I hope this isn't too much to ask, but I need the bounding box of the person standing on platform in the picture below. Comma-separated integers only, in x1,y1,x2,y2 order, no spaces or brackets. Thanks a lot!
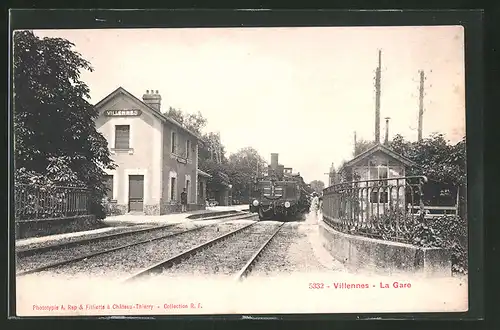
181,188,188,212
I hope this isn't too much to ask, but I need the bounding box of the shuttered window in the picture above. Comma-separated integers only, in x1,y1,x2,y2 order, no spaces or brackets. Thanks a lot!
115,125,130,149
171,132,177,154
186,140,191,159
103,175,113,199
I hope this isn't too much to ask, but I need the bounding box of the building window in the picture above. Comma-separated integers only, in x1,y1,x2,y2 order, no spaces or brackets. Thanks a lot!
170,177,176,201
103,175,113,200
370,190,388,203
171,132,177,154
115,125,130,149
379,167,388,180
186,140,190,159
186,179,190,203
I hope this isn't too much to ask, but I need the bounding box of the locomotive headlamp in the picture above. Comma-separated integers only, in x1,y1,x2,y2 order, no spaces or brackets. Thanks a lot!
252,200,259,207
284,201,291,208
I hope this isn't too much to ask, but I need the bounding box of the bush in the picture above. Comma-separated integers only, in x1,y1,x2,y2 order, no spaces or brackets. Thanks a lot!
102,198,122,216
416,215,468,274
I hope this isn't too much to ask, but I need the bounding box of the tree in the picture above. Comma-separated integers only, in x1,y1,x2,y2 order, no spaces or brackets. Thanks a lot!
200,132,226,164
389,133,466,186
226,147,268,201
165,107,207,135
13,30,115,219
309,180,325,193
354,139,376,157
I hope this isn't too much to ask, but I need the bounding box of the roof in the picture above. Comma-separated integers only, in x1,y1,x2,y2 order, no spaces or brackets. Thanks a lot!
339,143,419,172
197,169,212,178
94,87,202,140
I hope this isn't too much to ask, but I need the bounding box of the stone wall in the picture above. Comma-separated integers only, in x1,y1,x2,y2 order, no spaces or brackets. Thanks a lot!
319,221,452,277
160,201,205,214
15,215,105,239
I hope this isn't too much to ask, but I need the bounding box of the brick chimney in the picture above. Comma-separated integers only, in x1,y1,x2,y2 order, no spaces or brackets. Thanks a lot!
270,153,279,170
142,89,161,112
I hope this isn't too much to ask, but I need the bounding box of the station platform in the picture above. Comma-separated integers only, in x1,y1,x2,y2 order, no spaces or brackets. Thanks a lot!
103,205,249,226
15,205,250,248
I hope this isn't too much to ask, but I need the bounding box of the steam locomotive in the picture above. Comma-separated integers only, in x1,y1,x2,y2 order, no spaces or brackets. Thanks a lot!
249,153,312,221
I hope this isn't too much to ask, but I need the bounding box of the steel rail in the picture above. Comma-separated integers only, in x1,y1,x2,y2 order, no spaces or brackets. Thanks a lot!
16,213,257,277
17,211,248,257
234,223,285,281
123,221,260,282
16,224,176,257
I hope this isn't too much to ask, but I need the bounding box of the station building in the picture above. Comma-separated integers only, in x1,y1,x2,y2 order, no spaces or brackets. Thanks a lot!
94,86,208,215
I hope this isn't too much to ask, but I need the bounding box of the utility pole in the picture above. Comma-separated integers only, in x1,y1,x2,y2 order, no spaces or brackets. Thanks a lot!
353,131,357,155
374,49,382,144
418,70,425,141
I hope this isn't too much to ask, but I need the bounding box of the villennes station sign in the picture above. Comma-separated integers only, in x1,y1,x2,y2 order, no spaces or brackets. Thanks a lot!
104,109,142,117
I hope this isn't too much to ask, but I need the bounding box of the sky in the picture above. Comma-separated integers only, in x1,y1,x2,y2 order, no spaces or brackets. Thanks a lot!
31,26,465,184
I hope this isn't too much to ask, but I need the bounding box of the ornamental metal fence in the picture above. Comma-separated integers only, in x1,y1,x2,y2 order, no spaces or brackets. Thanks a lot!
14,184,90,221
321,176,430,241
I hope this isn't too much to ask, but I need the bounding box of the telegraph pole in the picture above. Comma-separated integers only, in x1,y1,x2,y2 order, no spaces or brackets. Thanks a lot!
418,70,425,141
354,131,357,155
374,50,382,144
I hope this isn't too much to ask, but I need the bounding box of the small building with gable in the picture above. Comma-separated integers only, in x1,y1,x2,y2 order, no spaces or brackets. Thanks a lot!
336,143,419,218
94,87,207,215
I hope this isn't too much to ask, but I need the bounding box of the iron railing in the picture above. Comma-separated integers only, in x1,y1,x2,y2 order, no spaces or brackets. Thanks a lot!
15,184,90,221
322,176,428,240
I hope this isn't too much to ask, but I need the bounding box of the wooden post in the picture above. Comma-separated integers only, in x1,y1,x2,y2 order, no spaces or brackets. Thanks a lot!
374,50,382,143
418,70,425,141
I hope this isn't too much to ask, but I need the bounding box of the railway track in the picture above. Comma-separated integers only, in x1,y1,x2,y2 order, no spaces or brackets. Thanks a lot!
16,210,250,257
124,221,285,283
16,212,257,277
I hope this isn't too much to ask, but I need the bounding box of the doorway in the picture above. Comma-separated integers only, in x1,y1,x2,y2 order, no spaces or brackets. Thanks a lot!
128,175,144,212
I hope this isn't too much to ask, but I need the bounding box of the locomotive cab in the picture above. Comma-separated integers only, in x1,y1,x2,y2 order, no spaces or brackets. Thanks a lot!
250,153,311,221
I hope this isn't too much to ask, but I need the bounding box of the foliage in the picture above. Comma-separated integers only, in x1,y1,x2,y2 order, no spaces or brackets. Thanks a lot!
328,133,468,274
309,180,325,194
13,31,115,219
389,133,466,186
102,199,122,216
354,139,376,157
199,132,227,165
326,213,468,275
226,147,268,201
198,158,231,193
165,107,207,135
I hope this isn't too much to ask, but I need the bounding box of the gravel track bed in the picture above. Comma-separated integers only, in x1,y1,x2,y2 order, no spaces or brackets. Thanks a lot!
250,224,333,276
248,228,302,275
28,222,253,279
16,224,201,273
15,225,154,252
162,223,282,277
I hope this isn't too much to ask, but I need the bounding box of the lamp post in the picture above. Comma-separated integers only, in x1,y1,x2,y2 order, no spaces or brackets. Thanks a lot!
228,184,233,206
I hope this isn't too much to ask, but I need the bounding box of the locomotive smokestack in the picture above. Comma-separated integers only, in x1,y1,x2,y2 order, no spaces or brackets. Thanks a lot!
271,153,279,170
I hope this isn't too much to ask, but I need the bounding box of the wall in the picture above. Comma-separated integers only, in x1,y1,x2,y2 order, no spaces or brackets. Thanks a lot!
95,94,162,215
15,216,103,239
198,175,208,205
319,221,452,277
160,121,199,214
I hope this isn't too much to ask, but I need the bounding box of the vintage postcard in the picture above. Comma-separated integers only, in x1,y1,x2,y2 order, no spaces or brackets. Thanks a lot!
12,25,468,317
